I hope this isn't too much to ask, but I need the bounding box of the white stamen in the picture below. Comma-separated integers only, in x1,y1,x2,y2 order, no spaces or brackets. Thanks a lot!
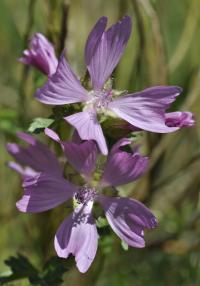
86,89,112,112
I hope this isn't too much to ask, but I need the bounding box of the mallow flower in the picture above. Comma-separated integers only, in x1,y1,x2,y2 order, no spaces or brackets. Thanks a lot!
6,130,157,273
34,16,190,155
165,112,195,128
19,33,58,76
121,111,195,132
6,132,62,178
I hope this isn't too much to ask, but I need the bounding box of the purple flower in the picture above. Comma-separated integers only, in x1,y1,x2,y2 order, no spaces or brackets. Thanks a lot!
120,111,195,132
35,16,185,155
19,33,58,76
6,132,62,178
165,112,195,128
7,130,157,273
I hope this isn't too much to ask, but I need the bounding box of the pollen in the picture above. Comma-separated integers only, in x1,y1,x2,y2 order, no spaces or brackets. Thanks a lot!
75,185,97,205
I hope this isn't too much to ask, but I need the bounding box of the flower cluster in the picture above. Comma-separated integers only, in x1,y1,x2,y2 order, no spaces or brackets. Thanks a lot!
7,15,194,273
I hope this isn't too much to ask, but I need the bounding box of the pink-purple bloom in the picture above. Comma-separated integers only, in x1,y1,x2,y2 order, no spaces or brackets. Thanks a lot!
165,112,195,128
6,132,62,178
6,131,157,273
121,111,195,132
34,16,191,155
19,33,58,76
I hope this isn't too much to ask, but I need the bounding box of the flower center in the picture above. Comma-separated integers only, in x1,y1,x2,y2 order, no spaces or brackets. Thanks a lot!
87,89,112,111
75,185,97,205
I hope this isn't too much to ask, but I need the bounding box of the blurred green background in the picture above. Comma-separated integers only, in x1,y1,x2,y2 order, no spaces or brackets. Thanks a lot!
0,0,200,285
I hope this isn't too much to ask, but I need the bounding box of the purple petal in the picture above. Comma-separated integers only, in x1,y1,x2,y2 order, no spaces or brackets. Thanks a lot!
65,109,108,155
6,132,62,177
45,128,98,178
54,202,98,273
19,33,58,75
85,17,107,67
62,141,98,178
44,128,81,145
98,195,157,248
86,16,132,90
44,128,61,143
7,161,37,178
108,137,131,153
71,130,82,144
100,138,148,187
165,111,195,128
35,52,89,105
7,161,26,175
17,131,37,145
16,173,77,213
109,86,182,133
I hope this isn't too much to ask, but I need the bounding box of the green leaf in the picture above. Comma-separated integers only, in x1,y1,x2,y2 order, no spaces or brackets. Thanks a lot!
0,255,71,286
40,256,72,286
0,254,38,285
28,117,54,133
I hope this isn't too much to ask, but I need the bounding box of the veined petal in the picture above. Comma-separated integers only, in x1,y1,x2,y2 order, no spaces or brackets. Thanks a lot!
100,138,148,187
98,195,157,248
71,130,82,144
54,201,98,273
45,128,98,178
165,111,195,128
86,16,132,90
6,132,62,177
35,52,88,105
109,86,182,133
16,173,77,213
44,128,82,145
44,128,61,143
7,161,37,178
62,141,98,178
85,17,108,65
19,33,58,76
65,110,108,155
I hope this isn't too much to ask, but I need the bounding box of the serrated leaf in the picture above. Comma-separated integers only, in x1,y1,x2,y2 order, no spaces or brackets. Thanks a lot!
40,256,72,286
0,254,38,284
0,255,71,286
28,117,54,133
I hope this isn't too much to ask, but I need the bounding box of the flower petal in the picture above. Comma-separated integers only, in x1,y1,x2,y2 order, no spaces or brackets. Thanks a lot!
35,52,88,105
65,110,108,155
98,195,157,248
44,128,61,143
109,86,182,133
72,130,82,144
165,111,195,128
44,127,82,145
19,33,58,75
85,16,107,66
100,138,148,187
44,128,98,178
7,161,37,178
62,141,98,178
86,16,132,90
54,202,98,273
16,173,77,213
6,132,62,177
